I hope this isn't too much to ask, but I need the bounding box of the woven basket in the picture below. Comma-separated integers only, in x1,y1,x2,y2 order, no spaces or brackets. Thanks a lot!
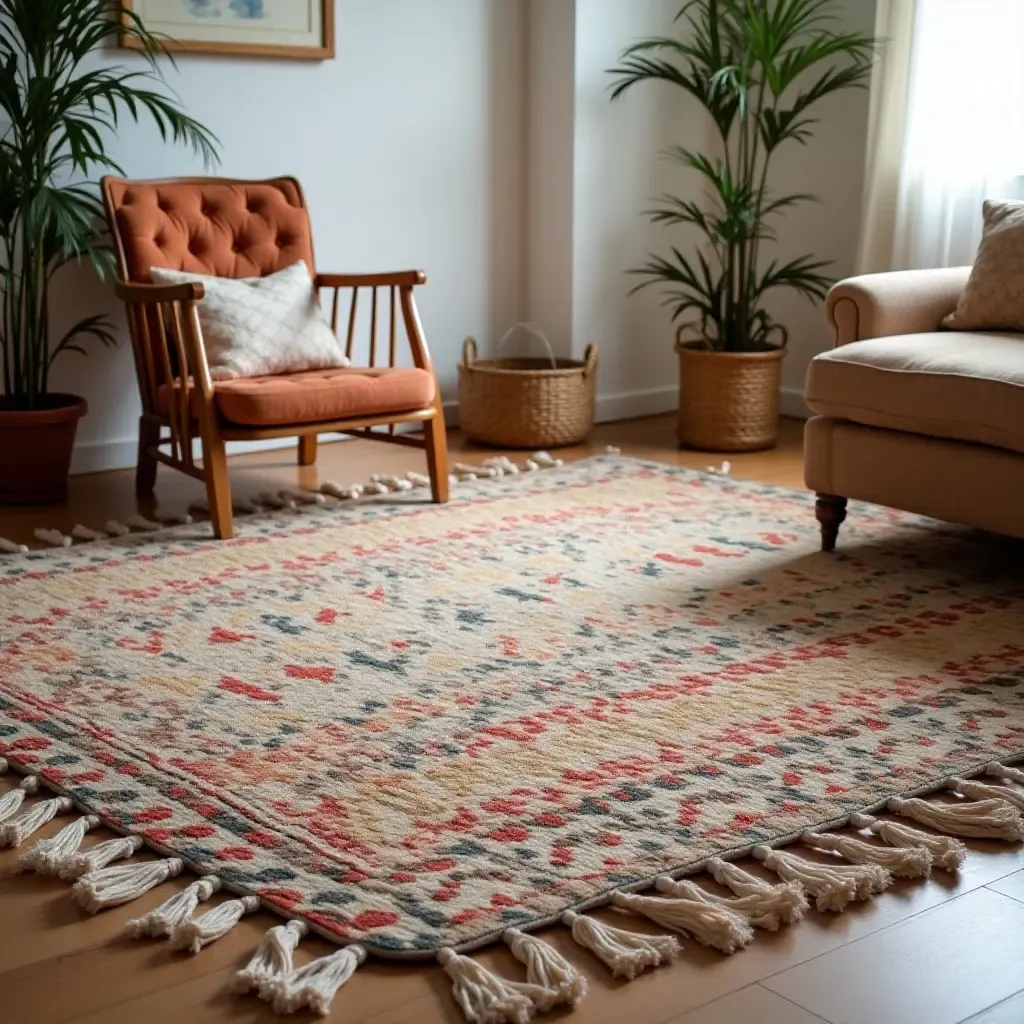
676,326,787,452
458,325,598,449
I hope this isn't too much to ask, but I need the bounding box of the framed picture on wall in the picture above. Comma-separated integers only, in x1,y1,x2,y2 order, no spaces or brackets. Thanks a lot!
121,1,334,60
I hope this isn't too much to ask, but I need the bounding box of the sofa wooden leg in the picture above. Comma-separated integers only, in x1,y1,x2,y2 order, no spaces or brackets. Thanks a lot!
135,416,160,496
298,435,318,467
424,407,450,504
816,493,848,552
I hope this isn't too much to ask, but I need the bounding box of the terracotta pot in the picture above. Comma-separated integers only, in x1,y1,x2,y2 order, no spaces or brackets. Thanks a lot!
0,394,87,505
677,329,786,452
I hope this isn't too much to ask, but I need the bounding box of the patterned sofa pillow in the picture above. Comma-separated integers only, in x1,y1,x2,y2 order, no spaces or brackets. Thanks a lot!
149,260,349,381
945,200,1024,332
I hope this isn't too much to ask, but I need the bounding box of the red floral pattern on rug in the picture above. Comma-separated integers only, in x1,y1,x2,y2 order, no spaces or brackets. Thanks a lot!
0,456,1022,954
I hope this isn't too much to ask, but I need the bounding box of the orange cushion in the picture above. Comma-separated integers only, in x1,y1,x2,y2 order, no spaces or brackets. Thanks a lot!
104,177,315,282
158,367,436,427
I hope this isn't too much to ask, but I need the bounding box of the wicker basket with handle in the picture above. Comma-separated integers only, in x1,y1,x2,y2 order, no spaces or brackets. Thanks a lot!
458,324,598,449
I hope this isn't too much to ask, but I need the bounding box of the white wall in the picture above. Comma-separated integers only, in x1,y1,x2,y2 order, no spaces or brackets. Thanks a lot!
57,0,527,473
571,0,697,420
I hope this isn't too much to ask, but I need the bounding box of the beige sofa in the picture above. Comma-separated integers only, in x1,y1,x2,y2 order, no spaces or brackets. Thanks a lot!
804,267,1024,549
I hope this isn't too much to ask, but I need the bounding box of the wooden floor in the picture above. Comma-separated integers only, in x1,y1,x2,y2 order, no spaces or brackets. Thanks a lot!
1,415,1022,1024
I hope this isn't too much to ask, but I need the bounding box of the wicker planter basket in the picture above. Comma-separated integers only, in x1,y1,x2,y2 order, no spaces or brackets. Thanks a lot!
458,325,598,449
677,327,787,452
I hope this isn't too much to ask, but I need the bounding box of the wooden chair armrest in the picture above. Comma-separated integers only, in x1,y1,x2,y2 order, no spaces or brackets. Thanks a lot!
115,280,206,304
113,279,215,415
316,271,426,289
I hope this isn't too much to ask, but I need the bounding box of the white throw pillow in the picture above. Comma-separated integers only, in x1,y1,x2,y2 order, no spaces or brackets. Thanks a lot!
149,260,349,381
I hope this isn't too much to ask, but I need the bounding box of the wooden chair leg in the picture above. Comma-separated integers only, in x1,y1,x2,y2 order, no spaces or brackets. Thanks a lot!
298,435,318,467
136,416,160,496
202,432,234,540
424,407,450,503
816,493,848,552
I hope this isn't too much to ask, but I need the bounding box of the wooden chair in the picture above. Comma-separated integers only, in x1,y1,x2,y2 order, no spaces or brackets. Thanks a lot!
102,175,449,539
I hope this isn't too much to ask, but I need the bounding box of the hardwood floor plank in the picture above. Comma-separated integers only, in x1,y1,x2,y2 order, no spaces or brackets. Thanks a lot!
962,989,1024,1024
664,984,828,1024
763,888,1024,1024
986,870,1024,906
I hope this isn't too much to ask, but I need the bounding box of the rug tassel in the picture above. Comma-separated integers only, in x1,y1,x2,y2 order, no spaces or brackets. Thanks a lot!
155,510,194,526
561,910,680,980
752,845,891,912
503,929,587,1010
0,795,73,848
124,875,221,938
127,514,164,531
72,856,183,913
949,778,1024,813
706,856,809,925
483,457,519,477
33,528,72,548
654,875,806,932
319,482,364,500
278,488,327,506
0,775,39,823
272,944,369,1016
60,834,144,879
0,757,7,774
256,492,298,511
0,538,30,554
610,891,753,954
231,919,309,997
888,796,1024,842
849,812,966,872
801,830,933,879
988,763,1024,786
405,471,432,487
437,947,546,1024
169,894,260,954
103,520,131,537
18,814,100,874
370,475,414,493
72,525,107,541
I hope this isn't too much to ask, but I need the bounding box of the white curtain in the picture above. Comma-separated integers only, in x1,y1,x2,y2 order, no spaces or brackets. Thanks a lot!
858,0,1024,272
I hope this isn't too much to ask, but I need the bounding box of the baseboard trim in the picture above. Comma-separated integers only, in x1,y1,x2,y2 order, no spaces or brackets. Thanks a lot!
780,386,809,420
595,386,680,423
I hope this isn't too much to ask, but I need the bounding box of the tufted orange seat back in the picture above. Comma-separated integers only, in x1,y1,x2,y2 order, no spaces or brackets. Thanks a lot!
103,176,316,284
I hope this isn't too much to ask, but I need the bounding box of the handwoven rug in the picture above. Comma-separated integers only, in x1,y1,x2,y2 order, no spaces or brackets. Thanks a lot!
1,454,1023,959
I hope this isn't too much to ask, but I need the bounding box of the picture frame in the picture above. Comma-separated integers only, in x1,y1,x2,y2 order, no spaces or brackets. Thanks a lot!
121,1,335,61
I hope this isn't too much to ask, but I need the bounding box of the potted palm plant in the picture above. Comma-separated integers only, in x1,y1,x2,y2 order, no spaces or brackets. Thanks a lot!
610,0,876,451
0,0,217,504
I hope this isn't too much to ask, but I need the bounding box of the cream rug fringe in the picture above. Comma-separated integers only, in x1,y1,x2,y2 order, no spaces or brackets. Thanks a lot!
5,449,624,553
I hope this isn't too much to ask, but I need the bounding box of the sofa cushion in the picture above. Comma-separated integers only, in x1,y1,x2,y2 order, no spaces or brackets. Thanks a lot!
158,367,436,427
945,200,1024,332
806,332,1024,456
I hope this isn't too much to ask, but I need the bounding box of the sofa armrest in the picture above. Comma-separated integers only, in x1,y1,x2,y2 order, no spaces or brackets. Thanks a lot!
826,267,972,346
